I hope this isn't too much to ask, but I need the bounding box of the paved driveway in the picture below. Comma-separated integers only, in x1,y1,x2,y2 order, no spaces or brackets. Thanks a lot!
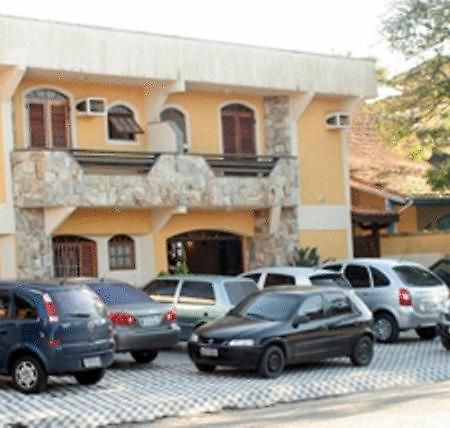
0,338,449,427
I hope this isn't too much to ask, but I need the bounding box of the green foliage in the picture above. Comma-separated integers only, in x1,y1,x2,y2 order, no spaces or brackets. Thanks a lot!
378,0,450,190
292,246,320,267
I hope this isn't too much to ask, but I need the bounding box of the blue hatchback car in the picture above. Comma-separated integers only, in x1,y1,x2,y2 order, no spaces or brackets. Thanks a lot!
0,281,115,393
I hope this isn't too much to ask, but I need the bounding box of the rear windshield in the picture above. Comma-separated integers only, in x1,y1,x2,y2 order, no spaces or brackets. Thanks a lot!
90,283,153,305
50,288,105,318
310,275,350,288
393,266,443,287
234,293,302,321
223,280,258,306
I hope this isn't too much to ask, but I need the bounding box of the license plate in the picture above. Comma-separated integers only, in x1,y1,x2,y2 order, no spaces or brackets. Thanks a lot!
200,347,218,358
83,356,101,368
140,315,161,327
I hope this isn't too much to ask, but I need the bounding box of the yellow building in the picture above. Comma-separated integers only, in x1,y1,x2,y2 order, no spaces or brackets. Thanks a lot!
0,16,376,284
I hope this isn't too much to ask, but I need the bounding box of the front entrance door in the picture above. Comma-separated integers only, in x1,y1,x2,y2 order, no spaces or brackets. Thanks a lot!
167,230,243,275
53,236,97,277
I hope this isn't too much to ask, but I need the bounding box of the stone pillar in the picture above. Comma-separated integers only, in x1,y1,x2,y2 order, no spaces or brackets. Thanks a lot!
263,96,291,155
15,208,53,279
248,207,298,269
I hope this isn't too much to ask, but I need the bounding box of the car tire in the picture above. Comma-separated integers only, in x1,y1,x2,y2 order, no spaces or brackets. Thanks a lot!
74,369,106,385
258,345,285,378
11,355,47,394
195,363,216,373
373,313,399,343
131,350,158,364
350,335,374,367
441,337,450,351
416,327,437,340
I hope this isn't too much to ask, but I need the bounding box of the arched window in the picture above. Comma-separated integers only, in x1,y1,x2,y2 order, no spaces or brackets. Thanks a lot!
108,235,136,270
160,107,187,148
221,103,256,155
26,88,71,149
437,214,450,230
107,104,144,141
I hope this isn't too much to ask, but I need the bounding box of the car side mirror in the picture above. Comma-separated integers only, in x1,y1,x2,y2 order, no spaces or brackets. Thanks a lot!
292,314,309,327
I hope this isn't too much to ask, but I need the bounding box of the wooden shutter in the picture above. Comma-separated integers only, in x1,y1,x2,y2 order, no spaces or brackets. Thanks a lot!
80,242,97,277
239,113,256,154
222,114,238,154
28,103,46,148
51,102,70,148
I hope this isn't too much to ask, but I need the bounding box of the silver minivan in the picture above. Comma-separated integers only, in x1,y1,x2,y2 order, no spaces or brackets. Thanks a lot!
322,258,449,342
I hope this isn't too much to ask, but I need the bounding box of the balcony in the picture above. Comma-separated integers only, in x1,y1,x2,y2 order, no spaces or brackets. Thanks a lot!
12,149,298,209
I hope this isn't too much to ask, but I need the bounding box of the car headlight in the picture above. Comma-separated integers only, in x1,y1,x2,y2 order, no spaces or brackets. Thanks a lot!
189,333,199,343
442,299,450,313
228,339,255,347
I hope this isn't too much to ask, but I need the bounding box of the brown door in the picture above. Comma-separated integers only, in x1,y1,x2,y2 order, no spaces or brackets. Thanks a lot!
53,237,97,277
221,104,256,155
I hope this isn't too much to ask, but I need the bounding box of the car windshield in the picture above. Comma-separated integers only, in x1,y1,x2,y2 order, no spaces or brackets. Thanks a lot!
50,288,105,318
90,283,154,305
393,265,444,287
223,280,258,306
233,293,302,321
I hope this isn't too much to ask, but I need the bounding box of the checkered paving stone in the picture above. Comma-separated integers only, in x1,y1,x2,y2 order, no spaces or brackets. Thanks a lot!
0,339,449,427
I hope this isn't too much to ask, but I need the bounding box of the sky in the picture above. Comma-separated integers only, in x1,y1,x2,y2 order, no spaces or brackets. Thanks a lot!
0,0,407,74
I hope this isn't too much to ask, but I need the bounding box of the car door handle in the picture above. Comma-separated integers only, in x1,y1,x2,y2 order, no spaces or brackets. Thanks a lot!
203,312,208,317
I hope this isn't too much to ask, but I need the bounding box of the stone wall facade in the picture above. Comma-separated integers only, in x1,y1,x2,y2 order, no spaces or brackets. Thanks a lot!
15,208,52,279
263,96,291,155
248,207,298,268
12,151,298,209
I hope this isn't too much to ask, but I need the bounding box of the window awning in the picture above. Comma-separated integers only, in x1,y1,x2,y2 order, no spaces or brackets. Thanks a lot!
352,207,399,226
109,115,144,134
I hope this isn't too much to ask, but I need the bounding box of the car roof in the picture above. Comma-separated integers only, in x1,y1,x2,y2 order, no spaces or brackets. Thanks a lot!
242,266,332,277
323,258,425,269
153,274,253,283
260,285,347,295
0,279,84,292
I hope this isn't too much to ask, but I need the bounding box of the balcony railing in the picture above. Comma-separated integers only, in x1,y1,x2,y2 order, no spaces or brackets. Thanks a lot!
69,149,287,177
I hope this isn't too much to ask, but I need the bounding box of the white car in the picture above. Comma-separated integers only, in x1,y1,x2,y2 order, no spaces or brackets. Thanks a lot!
240,266,350,289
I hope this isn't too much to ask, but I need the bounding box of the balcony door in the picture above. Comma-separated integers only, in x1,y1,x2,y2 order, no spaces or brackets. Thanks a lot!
221,104,256,155
53,236,97,278
26,89,71,149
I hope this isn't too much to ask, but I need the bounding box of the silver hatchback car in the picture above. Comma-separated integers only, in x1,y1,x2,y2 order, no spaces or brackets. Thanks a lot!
322,258,449,342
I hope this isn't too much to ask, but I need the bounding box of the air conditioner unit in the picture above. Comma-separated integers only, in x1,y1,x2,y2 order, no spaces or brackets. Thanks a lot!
75,98,106,116
325,112,351,129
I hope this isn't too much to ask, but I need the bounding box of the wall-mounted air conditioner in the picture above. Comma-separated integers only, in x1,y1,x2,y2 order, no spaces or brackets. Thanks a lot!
75,98,106,116
325,112,351,129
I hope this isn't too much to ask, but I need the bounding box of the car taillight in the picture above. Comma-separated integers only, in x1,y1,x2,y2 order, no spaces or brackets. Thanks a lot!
165,307,177,323
108,311,137,326
399,288,412,306
43,293,59,322
48,338,61,347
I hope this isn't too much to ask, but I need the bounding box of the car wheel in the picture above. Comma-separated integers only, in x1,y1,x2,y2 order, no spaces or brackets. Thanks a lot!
373,313,399,343
350,335,374,367
258,345,285,378
12,355,47,394
416,327,437,340
131,350,158,364
441,337,450,351
195,363,216,373
74,369,105,385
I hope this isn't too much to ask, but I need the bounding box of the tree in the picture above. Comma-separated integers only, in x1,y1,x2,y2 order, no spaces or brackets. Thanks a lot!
377,0,450,190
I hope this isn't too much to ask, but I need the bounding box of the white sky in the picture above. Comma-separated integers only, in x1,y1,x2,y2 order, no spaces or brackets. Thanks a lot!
0,0,407,73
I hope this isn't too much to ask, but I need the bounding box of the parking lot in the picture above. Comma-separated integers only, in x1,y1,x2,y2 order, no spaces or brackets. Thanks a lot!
0,336,449,427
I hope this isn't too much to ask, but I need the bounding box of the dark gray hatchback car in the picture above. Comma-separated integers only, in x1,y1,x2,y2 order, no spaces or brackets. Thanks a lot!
67,279,180,364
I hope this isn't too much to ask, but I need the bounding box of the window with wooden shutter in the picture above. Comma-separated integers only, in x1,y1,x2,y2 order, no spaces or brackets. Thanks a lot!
53,236,97,278
26,89,71,149
221,104,256,155
108,105,143,141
